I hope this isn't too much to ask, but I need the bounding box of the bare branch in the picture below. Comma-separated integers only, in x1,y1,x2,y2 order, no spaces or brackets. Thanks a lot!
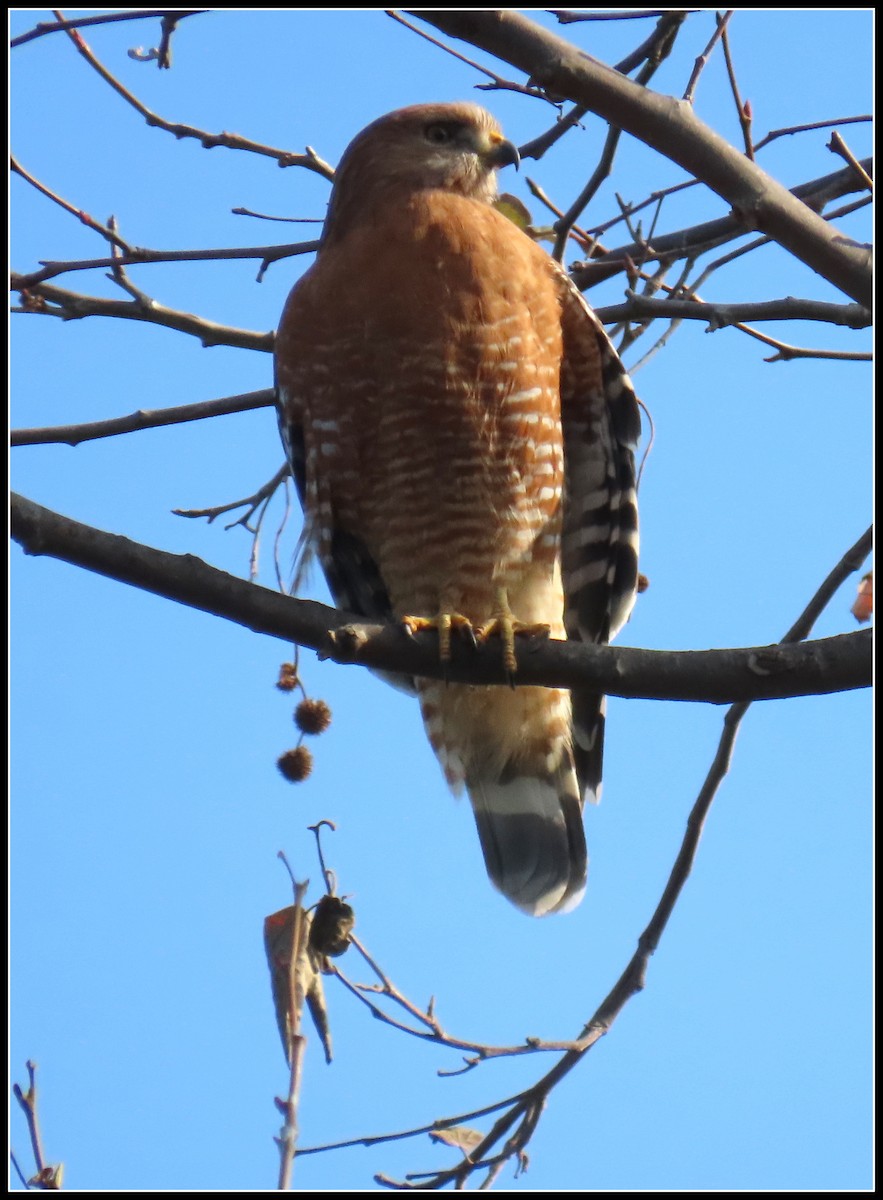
52,15,334,179
10,493,871,703
597,294,870,330
329,935,585,1069
682,9,733,105
14,239,320,289
550,9,695,23
571,158,872,289
11,273,272,352
10,155,130,252
372,525,873,1190
828,131,874,193
718,13,754,159
172,466,289,541
754,114,871,153
11,390,274,448
752,336,872,364
411,11,871,305
551,13,685,261
385,10,556,104
519,105,588,162
12,1061,63,1190
10,9,206,49
521,10,690,163
299,1088,530,1159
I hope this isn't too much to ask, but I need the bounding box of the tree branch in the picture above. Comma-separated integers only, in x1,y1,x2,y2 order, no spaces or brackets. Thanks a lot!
10,493,870,703
372,524,873,1190
11,389,275,447
572,156,871,288
13,240,320,289
597,294,870,330
52,13,335,179
11,273,272,351
412,11,871,305
10,9,206,49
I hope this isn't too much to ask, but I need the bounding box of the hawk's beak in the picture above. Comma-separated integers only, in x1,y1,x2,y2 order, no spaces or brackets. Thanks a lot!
487,134,520,171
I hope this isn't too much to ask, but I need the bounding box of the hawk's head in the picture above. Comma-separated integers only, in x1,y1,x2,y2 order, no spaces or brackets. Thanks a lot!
323,103,519,241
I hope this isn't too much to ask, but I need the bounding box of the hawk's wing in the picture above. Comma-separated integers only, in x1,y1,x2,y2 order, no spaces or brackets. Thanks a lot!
275,365,416,695
556,268,641,804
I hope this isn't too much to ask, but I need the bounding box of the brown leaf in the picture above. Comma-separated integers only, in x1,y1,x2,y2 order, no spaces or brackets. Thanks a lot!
851,571,873,623
264,905,316,1062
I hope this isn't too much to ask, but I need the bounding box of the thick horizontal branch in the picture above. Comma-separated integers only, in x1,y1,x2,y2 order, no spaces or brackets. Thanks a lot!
11,389,274,447
413,11,871,305
11,493,870,703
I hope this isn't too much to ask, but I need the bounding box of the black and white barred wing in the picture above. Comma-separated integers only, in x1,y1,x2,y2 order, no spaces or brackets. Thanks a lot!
555,268,641,805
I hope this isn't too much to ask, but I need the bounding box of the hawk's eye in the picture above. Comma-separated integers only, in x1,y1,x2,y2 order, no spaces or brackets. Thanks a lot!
424,122,458,146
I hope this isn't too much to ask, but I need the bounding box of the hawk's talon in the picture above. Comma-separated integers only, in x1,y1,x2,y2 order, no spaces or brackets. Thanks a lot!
477,590,550,675
401,611,474,663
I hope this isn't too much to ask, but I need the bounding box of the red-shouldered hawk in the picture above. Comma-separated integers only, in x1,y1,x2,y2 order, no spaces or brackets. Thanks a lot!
275,103,640,916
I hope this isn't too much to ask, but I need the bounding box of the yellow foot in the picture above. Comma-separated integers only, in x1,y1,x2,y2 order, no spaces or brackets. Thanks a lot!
477,590,550,675
402,611,474,662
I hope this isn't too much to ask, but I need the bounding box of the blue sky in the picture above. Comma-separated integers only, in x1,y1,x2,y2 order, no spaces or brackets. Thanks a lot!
10,9,872,1192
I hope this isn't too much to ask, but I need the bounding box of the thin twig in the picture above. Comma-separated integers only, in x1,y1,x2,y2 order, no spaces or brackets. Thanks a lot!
331,936,584,1068
550,9,694,23
51,10,334,178
11,272,273,352
522,10,690,164
13,1062,47,1180
718,13,754,158
9,1150,31,1190
298,1091,527,1158
385,10,558,105
15,239,320,289
11,390,274,448
551,15,684,260
682,9,733,104
827,131,874,192
12,1061,63,1190
106,214,152,303
753,114,871,153
519,105,588,162
11,156,130,252
571,158,872,289
307,820,338,895
172,465,290,532
606,194,871,363
11,9,206,49
273,477,294,596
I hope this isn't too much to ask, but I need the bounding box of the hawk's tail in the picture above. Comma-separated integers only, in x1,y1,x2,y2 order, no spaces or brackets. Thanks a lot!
467,756,587,917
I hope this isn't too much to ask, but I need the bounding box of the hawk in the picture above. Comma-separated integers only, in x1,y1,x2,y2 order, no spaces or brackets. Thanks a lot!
275,103,640,916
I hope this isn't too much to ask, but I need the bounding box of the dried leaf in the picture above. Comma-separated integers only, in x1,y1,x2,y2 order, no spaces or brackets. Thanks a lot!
851,571,873,623
305,970,333,1064
494,192,532,231
264,905,319,1063
429,1124,485,1156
